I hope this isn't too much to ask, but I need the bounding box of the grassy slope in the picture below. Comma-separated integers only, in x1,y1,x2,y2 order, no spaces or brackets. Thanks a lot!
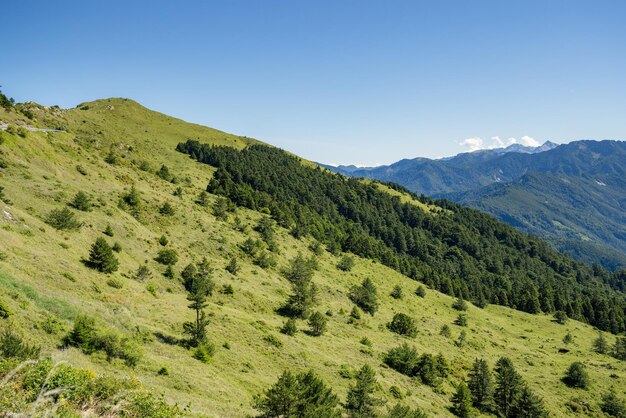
0,100,625,417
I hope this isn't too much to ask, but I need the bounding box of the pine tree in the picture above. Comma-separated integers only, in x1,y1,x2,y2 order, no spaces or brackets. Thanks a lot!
183,259,214,346
225,257,241,275
87,237,119,273
614,336,626,360
308,311,327,336
280,318,297,336
103,224,114,236
69,191,92,211
451,381,474,418
553,310,568,324
386,403,427,418
345,364,383,417
600,387,626,417
494,357,522,418
452,297,468,311
455,330,467,348
45,207,82,230
196,190,210,207
511,385,547,418
593,332,609,354
467,358,494,411
390,285,403,300
160,201,175,216
122,184,140,207
349,278,379,315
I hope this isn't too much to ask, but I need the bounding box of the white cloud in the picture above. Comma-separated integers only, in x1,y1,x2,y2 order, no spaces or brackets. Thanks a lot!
519,135,539,147
459,137,484,152
459,135,539,151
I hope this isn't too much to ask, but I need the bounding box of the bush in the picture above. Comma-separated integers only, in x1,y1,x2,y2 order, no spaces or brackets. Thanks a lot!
554,310,568,324
593,333,609,354
384,343,420,376
349,277,379,316
159,234,169,246
45,207,82,230
254,251,277,269
193,343,215,363
75,164,88,175
158,366,170,376
104,149,118,164
221,284,234,295
112,241,122,252
281,318,297,336
614,336,626,360
563,332,574,345
155,248,179,265
455,314,468,327
563,362,590,389
87,237,119,273
68,191,92,211
387,313,417,337
386,403,427,418
225,257,240,275
415,285,426,298
440,324,451,337
263,334,283,348
103,224,114,236
133,264,152,281
159,201,175,216
452,297,468,311
308,311,328,336
390,285,403,300
106,277,124,289
337,254,355,271
0,329,41,360
0,299,12,318
601,388,626,417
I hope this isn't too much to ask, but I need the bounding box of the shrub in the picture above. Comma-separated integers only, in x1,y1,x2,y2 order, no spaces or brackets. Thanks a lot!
196,190,210,207
76,164,88,175
0,185,11,205
386,403,427,418
158,366,170,376
337,254,355,271
563,362,590,389
614,336,626,360
349,277,378,315
63,316,98,353
87,237,119,273
387,313,417,337
0,299,12,318
601,387,626,417
155,248,178,265
415,285,426,298
440,324,451,337
221,284,234,295
225,257,240,275
156,164,172,181
159,201,175,216
456,330,467,347
103,224,114,236
0,329,41,360
281,318,297,336
390,285,403,300
173,186,183,197
133,264,152,281
593,333,609,354
68,191,92,211
308,311,328,336
193,343,215,363
360,337,372,346
45,207,82,230
163,264,175,279
254,251,277,269
159,234,169,246
554,310,568,324
104,149,118,164
263,334,283,348
455,314,468,327
452,297,468,311
106,277,124,289
563,332,574,345
138,160,152,172
451,382,474,418
111,241,122,252
384,343,420,376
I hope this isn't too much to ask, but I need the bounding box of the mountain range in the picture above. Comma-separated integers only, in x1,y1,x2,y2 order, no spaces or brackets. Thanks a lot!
323,140,626,270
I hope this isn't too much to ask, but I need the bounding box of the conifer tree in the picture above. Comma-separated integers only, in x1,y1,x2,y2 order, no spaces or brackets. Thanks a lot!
69,191,92,211
614,336,626,360
467,358,494,411
345,364,383,417
494,357,521,418
87,237,119,273
593,332,609,354
390,285,403,300
196,190,210,207
562,362,590,389
349,278,379,315
281,318,297,336
183,258,214,346
225,257,240,275
451,381,474,418
511,385,547,418
308,311,328,336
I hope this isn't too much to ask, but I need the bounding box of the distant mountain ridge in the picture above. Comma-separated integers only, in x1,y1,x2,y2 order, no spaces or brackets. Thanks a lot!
323,140,626,269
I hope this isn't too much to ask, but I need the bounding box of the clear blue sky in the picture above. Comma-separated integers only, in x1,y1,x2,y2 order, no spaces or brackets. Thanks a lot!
3,1,626,165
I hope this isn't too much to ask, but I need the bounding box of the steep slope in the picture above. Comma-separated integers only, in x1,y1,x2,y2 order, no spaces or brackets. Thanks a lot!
0,100,626,416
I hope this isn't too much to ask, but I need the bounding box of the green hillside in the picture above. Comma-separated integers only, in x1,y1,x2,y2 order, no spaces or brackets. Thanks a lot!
1,98,626,417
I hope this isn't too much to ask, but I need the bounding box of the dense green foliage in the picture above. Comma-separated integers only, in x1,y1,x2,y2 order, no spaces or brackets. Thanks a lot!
349,277,379,315
253,370,340,418
45,207,82,230
562,361,590,389
383,344,449,387
87,237,119,273
177,140,626,332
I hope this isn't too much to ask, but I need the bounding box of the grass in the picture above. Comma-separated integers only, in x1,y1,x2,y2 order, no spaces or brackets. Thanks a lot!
0,100,625,416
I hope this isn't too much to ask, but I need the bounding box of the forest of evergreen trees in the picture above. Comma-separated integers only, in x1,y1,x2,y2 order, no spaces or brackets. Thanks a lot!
177,140,626,333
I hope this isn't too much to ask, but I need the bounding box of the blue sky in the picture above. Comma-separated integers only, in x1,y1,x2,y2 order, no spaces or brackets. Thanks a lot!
3,1,626,165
